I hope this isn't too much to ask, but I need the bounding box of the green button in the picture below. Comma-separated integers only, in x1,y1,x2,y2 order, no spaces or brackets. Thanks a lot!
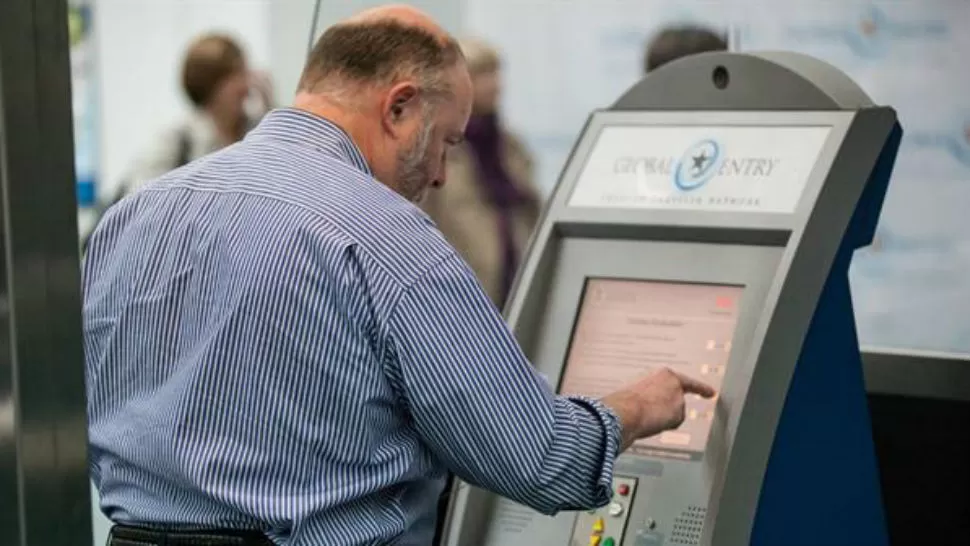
603,538,615,546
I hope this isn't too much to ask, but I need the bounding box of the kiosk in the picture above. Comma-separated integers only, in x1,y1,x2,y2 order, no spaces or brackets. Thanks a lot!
439,52,902,546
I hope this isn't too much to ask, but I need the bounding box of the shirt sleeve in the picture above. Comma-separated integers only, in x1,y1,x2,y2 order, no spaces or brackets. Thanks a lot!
384,252,621,515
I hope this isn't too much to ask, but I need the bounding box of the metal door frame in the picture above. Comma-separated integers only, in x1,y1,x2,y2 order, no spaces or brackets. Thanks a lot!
0,0,92,544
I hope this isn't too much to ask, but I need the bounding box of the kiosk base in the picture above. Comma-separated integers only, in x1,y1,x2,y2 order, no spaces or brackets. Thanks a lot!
752,260,888,546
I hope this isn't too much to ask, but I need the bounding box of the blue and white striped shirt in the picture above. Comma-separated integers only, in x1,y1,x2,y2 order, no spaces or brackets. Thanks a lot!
83,108,621,545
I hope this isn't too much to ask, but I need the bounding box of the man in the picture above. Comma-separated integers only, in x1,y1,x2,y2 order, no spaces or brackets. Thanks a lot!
84,5,715,546
644,24,729,73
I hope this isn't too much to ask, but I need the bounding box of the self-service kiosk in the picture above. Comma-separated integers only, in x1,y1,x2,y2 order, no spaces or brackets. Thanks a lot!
439,52,902,546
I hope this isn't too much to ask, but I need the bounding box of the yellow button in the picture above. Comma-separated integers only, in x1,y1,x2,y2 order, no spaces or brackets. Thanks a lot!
592,517,605,533
589,536,602,546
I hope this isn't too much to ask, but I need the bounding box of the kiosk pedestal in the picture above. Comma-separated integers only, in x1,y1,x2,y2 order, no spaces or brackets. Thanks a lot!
441,51,901,546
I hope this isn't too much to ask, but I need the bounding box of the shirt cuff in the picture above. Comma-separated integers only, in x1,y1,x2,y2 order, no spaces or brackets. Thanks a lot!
567,395,622,505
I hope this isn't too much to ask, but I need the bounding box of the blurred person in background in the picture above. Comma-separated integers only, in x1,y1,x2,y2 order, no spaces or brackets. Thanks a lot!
420,37,541,309
119,32,274,196
644,24,728,73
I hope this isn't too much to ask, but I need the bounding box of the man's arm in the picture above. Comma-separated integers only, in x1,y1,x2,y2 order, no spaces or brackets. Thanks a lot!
384,253,620,515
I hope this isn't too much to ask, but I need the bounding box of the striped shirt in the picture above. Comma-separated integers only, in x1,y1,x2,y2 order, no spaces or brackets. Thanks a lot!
83,108,621,545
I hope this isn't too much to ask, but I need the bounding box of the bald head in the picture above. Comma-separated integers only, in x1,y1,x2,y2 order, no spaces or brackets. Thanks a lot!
347,3,447,37
298,4,463,98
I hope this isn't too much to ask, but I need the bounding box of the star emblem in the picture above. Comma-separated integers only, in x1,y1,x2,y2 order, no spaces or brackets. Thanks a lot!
674,140,721,191
692,151,710,174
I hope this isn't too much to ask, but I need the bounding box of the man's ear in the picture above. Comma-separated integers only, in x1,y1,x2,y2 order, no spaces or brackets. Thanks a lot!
381,82,420,138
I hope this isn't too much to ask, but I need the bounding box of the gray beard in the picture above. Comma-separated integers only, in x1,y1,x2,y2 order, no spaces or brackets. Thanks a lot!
396,118,435,202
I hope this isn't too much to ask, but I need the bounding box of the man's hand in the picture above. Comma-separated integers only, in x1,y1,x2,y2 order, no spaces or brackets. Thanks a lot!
601,368,716,451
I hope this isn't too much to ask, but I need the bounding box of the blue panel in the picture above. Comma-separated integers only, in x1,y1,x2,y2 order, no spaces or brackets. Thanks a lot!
71,3,98,209
76,176,96,207
751,123,902,546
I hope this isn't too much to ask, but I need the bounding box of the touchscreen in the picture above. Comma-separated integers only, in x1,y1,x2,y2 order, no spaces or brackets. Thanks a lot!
559,278,744,459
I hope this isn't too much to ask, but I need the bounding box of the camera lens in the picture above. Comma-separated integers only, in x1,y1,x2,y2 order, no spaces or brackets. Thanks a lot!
712,66,729,89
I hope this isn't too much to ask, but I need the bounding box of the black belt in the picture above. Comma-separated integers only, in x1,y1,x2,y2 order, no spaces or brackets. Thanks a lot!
108,524,273,546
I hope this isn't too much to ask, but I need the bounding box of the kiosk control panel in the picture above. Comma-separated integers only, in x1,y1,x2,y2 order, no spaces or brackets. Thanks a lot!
571,475,638,546
440,52,902,546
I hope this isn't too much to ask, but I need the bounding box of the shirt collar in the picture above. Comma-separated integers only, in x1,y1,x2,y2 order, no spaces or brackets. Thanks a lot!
247,108,372,175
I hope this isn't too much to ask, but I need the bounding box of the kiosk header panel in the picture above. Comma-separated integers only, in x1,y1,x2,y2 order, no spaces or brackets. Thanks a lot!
545,110,855,238
569,124,832,213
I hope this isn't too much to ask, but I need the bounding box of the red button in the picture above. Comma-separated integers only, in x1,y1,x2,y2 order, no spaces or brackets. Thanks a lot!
617,484,630,496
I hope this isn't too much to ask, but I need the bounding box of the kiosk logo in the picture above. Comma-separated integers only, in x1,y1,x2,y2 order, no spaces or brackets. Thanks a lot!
617,139,780,197
674,139,723,191
578,125,831,213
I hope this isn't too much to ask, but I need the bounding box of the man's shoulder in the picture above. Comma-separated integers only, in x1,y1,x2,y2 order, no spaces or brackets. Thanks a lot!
137,137,457,290
231,141,457,289
324,183,457,288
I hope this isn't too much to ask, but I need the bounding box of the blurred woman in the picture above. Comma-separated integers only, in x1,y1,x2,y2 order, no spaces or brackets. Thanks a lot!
120,33,273,195
421,37,542,308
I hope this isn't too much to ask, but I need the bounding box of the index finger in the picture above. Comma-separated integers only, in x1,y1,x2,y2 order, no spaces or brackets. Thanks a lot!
676,373,717,398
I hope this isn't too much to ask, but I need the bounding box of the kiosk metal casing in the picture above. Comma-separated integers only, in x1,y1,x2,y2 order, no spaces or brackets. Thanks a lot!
441,51,901,546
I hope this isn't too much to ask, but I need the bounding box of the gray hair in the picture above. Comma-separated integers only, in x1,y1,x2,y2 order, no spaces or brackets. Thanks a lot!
300,19,463,103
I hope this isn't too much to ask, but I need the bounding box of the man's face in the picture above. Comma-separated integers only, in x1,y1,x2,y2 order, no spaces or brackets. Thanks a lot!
380,64,472,202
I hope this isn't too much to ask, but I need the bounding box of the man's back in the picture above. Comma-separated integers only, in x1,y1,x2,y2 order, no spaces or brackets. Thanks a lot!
85,110,457,543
